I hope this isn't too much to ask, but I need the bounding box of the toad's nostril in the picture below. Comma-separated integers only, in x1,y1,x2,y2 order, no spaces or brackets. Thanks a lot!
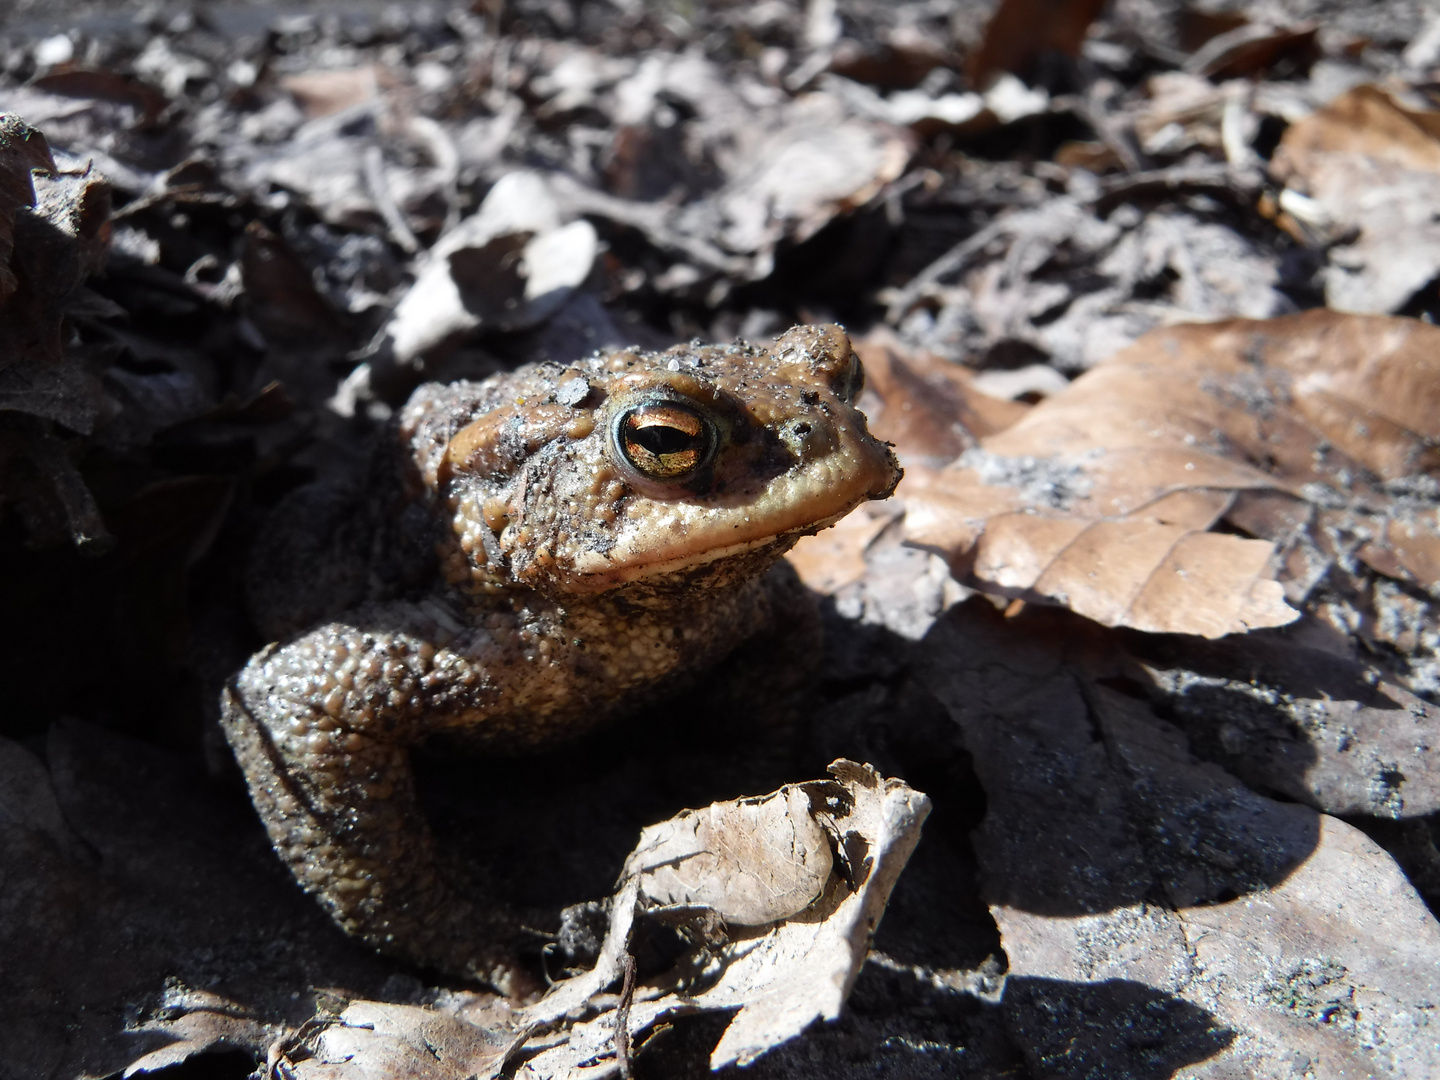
792,422,812,437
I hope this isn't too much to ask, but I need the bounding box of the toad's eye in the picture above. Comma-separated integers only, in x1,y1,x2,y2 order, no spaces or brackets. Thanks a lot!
616,402,714,479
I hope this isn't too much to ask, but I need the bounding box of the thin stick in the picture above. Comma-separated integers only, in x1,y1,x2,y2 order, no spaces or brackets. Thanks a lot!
615,952,638,1080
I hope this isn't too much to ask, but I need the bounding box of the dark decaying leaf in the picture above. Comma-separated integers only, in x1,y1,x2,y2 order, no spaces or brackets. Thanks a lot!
966,0,1108,86
920,600,1440,1078
0,113,56,304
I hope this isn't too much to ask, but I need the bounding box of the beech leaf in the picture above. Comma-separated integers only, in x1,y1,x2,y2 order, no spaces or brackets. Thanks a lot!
905,310,1440,637
1271,85,1440,313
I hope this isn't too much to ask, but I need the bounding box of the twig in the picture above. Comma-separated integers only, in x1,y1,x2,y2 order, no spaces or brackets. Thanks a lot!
363,144,421,255
1092,162,1264,215
884,217,1008,323
407,114,462,234
615,952,638,1080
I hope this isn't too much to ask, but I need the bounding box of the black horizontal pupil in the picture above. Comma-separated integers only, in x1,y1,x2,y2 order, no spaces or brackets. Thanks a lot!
631,424,700,456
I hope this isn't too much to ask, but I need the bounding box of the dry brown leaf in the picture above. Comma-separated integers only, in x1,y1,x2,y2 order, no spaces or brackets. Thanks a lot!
625,785,834,924
967,0,1107,86
904,311,1440,637
122,989,271,1078
516,760,930,1076
269,762,929,1079
787,333,1026,599
380,171,598,366
1271,85,1440,313
853,331,1031,466
921,603,1440,1077
280,67,383,119
293,1001,516,1080
1272,84,1440,178
786,504,896,595
715,94,911,255
0,114,55,305
1184,22,1318,80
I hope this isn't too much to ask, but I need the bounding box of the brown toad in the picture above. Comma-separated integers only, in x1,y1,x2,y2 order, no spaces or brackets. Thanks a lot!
221,324,900,987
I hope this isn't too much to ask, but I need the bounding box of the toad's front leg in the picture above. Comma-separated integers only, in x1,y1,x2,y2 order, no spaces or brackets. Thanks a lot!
219,600,529,989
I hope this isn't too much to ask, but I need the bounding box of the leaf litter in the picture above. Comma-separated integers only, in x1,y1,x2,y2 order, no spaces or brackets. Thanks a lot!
3,0,1440,1077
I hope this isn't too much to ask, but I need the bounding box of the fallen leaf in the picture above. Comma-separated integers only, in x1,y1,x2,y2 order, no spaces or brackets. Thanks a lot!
905,310,1440,638
967,0,1107,86
29,69,169,126
518,760,931,1075
786,504,896,595
240,221,352,349
273,762,929,1078
280,67,382,119
829,30,959,90
853,330,1031,466
294,1001,516,1080
122,988,269,1078
1128,631,1440,818
1272,85,1440,313
714,93,910,256
625,785,834,925
382,171,598,365
920,600,1440,1079
0,113,55,304
1184,22,1318,80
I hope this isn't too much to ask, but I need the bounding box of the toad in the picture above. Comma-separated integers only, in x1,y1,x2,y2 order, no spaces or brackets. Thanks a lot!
221,324,900,988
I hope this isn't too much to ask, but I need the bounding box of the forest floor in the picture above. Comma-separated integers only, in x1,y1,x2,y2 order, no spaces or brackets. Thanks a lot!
3,1,1440,1078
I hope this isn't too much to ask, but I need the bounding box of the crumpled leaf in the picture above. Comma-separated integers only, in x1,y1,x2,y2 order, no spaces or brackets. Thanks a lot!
383,171,598,365
1271,84,1440,313
524,50,912,284
0,114,112,371
294,1001,516,1080
904,310,1440,638
0,113,56,304
272,762,929,1078
624,785,834,924
710,92,909,261
122,986,269,1078
519,760,929,1075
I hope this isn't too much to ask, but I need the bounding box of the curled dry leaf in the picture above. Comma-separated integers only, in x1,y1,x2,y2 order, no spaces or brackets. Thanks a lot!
0,113,56,304
904,310,1440,638
519,760,930,1075
291,1001,516,1080
713,94,910,258
271,762,929,1079
623,778,834,924
1271,85,1440,313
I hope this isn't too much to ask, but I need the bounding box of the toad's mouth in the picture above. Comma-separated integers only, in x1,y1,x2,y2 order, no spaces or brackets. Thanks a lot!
560,434,900,593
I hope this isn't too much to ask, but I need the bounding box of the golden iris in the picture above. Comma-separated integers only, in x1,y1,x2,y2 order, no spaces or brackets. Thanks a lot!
616,402,713,479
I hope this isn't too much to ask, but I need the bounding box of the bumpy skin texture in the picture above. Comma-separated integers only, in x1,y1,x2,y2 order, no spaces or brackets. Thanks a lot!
221,324,901,987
